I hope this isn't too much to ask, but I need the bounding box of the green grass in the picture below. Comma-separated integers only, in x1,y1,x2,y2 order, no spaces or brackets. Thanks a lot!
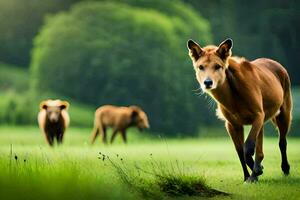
0,126,299,199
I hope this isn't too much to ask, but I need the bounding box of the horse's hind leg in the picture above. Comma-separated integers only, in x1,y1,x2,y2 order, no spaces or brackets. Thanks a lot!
90,127,99,144
275,105,292,175
102,127,107,144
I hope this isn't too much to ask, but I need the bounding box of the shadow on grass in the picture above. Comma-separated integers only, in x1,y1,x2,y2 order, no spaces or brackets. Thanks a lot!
98,152,229,199
155,175,228,198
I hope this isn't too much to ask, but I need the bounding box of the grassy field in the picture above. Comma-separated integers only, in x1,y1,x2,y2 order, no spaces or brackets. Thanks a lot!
0,126,299,200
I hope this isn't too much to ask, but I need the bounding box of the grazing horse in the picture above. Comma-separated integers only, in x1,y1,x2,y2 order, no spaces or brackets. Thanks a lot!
187,38,292,182
90,105,150,144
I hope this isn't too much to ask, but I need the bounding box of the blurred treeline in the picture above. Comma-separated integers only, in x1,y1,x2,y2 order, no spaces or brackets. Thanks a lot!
0,0,299,136
184,0,300,85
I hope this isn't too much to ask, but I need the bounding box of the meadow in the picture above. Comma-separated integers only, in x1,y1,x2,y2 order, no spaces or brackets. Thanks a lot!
0,1,299,199
0,126,299,200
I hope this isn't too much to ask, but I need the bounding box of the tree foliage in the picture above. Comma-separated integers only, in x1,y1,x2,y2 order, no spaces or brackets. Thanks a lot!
0,0,299,85
0,0,81,66
30,1,213,134
183,0,300,84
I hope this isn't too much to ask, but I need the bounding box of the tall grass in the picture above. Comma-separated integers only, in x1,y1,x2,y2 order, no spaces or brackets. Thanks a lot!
0,127,299,200
103,152,228,198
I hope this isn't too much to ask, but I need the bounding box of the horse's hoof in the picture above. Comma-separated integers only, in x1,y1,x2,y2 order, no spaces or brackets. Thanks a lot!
282,163,290,175
254,163,264,176
245,176,258,183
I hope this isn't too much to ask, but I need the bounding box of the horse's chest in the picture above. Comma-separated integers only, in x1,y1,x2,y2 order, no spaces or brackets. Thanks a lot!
218,106,255,125
45,121,64,136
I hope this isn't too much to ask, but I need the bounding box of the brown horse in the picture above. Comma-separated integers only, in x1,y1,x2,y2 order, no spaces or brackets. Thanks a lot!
90,105,150,144
38,99,70,146
187,38,292,182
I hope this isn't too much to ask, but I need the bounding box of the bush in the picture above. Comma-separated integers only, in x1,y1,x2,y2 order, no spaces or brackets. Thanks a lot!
0,91,94,127
30,1,213,135
0,63,29,92
0,92,36,125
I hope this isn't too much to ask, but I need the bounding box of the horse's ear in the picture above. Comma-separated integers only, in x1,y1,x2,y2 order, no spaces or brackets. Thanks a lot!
187,39,203,62
60,101,69,110
216,38,233,60
131,109,139,121
40,101,48,110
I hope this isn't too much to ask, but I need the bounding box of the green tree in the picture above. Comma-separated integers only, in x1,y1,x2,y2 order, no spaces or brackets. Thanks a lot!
31,1,213,134
183,0,300,85
0,0,80,66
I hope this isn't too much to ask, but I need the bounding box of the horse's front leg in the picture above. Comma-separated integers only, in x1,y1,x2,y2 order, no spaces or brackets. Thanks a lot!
244,113,265,182
226,122,250,181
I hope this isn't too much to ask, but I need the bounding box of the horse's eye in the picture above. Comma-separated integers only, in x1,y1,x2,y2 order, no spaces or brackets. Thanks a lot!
198,65,205,71
215,64,222,70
